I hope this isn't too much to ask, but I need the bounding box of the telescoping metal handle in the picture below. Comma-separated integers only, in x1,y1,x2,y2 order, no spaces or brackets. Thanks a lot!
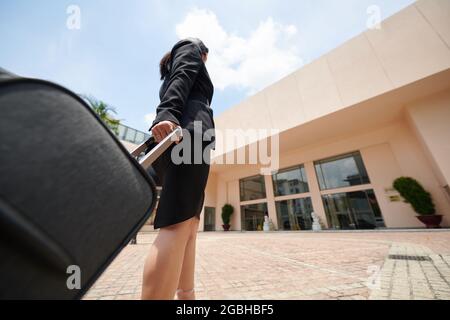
130,127,183,170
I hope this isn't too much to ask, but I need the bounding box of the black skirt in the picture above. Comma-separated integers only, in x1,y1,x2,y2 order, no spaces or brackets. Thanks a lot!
148,100,214,230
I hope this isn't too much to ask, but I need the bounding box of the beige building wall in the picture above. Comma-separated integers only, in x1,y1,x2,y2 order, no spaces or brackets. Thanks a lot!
201,0,450,232
406,90,450,190
212,0,450,157
207,109,450,231
200,173,218,232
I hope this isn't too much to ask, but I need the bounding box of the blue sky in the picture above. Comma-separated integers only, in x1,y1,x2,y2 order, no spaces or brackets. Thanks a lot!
0,0,415,132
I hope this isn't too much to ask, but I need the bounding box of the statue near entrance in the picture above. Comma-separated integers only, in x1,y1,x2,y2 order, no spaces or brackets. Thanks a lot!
263,214,270,232
311,212,322,231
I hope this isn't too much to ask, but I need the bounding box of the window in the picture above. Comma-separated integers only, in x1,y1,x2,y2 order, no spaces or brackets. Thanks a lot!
275,197,314,231
241,203,268,231
125,127,137,142
240,175,266,202
204,207,216,232
116,124,150,145
135,131,145,144
118,125,127,140
314,152,370,190
272,165,309,197
322,190,385,230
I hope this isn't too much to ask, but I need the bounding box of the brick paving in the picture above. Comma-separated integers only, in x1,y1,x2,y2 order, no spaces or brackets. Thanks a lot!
83,231,450,300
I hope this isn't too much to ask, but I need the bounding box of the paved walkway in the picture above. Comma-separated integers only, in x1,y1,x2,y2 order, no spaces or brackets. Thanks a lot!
83,231,450,300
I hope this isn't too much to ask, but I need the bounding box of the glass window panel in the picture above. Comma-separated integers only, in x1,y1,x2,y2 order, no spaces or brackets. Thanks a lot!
125,127,137,142
240,175,266,202
241,203,268,231
367,190,385,228
314,152,370,190
322,193,350,229
347,191,376,229
118,124,127,140
275,197,313,231
204,207,216,231
135,131,145,144
272,165,309,196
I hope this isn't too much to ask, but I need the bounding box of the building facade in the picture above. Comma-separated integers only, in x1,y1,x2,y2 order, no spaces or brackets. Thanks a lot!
116,123,151,152
200,0,450,232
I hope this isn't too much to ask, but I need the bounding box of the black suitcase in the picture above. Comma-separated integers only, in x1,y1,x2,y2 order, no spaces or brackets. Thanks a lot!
0,68,182,299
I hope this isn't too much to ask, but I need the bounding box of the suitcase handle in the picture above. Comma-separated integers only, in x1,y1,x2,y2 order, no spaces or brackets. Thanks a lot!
130,127,183,170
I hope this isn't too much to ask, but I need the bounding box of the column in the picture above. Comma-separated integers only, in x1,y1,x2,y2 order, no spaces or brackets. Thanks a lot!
304,161,328,228
264,174,279,230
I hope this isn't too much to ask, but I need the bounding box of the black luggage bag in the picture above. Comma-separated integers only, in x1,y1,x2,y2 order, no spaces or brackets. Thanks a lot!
0,68,182,299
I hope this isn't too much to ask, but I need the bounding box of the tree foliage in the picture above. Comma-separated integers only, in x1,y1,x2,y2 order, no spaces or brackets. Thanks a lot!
393,177,436,216
81,95,121,135
221,204,234,225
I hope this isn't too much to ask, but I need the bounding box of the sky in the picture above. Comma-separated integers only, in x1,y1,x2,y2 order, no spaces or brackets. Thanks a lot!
0,0,415,132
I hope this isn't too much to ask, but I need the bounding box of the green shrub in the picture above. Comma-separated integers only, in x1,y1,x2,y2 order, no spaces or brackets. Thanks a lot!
221,204,234,225
393,177,435,216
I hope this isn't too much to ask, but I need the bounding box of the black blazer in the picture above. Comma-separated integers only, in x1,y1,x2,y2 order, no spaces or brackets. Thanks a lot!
150,39,215,148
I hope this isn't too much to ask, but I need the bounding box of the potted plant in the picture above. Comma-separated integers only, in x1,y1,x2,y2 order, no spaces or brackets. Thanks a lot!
221,204,234,231
393,177,442,228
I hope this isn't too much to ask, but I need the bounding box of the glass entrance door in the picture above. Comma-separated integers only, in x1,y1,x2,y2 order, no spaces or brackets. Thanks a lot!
323,193,356,229
204,207,216,231
241,203,268,231
275,197,314,231
322,190,385,230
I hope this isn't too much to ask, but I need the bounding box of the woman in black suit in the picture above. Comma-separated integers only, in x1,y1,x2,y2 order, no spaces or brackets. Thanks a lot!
141,38,215,300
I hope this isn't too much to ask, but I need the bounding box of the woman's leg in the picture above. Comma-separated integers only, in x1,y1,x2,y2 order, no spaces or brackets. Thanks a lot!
141,217,197,300
175,216,201,300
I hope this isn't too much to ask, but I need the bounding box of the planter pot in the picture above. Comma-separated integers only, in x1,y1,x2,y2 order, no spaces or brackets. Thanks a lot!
416,215,443,229
222,224,231,231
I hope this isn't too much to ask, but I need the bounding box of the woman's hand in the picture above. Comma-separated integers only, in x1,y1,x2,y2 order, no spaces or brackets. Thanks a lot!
151,120,179,143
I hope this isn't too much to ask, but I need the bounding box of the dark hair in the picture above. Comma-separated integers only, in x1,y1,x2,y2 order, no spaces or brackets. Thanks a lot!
159,51,172,80
159,39,209,80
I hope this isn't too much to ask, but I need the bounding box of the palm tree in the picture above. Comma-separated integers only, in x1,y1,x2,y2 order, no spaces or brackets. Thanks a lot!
81,95,121,135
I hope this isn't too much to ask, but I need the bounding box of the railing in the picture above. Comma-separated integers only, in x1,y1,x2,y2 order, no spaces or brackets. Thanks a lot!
115,123,150,145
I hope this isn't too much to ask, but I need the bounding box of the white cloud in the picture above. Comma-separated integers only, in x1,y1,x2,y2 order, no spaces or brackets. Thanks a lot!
144,112,156,126
175,8,303,95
